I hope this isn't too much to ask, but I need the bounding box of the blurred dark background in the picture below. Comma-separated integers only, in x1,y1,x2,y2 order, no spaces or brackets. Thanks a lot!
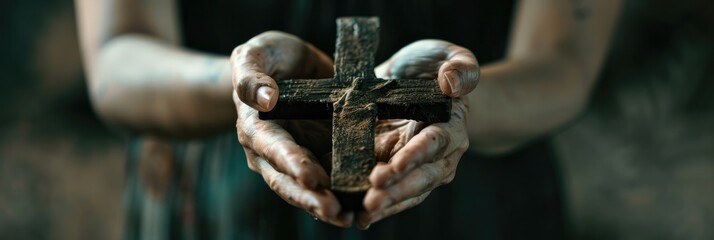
1,1,123,239
1,0,713,239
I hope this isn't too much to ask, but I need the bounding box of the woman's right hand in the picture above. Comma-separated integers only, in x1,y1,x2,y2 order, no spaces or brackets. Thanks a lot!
230,31,354,227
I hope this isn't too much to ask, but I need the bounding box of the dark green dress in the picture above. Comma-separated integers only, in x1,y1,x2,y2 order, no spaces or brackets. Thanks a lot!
124,0,566,239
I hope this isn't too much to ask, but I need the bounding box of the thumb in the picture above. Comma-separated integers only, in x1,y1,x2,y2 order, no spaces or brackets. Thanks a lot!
437,45,479,97
231,43,279,112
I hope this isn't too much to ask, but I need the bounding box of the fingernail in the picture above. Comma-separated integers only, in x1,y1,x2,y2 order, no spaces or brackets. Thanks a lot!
445,70,462,95
257,86,275,110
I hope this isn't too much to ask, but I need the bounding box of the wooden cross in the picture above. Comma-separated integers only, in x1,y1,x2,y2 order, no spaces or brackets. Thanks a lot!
260,17,451,209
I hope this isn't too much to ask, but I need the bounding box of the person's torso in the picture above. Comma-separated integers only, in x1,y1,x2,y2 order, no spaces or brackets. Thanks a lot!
179,0,516,64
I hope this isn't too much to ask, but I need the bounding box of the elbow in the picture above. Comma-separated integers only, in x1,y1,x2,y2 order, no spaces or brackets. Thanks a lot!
87,73,140,135
85,35,145,133
86,58,117,128
87,79,120,127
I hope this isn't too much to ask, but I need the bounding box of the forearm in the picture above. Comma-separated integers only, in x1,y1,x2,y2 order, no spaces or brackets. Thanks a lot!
92,34,235,138
466,0,621,154
467,52,593,154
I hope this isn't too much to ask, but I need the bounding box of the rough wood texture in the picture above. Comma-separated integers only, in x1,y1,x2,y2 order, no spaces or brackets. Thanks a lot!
259,17,451,207
259,78,451,121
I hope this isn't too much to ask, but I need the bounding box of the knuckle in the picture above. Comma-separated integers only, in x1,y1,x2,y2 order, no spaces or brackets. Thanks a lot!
424,128,449,148
442,171,456,185
284,153,312,174
266,172,283,191
454,139,469,154
450,45,475,58
252,31,303,50
237,131,250,145
236,123,256,145
257,30,287,39
422,164,445,189
459,141,469,153
232,44,254,59
413,39,451,48
235,116,242,128
233,44,259,64
243,44,265,57
246,159,259,172
230,45,242,60
413,192,432,204
243,149,261,173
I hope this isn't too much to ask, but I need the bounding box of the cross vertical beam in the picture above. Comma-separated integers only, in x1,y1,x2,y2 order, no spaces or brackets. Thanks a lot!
330,17,381,192
334,17,378,81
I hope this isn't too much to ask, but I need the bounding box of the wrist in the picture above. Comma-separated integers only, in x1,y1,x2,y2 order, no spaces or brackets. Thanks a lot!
199,57,234,104
193,57,237,130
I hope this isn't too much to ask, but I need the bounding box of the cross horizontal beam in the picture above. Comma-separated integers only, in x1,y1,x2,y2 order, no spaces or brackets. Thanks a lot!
259,78,451,121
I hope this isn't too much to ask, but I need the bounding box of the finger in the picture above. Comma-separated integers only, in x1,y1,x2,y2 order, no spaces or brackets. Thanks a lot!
385,43,445,79
374,61,390,78
374,132,400,163
254,156,353,227
231,32,334,112
368,161,392,186
370,124,449,188
239,103,329,189
374,120,418,162
231,43,279,112
242,146,261,173
243,129,354,227
437,45,479,97
252,124,329,189
364,162,444,212
356,192,431,230
323,212,355,228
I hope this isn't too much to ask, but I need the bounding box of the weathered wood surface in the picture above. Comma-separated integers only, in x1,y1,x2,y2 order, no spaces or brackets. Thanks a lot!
259,78,451,121
259,17,451,207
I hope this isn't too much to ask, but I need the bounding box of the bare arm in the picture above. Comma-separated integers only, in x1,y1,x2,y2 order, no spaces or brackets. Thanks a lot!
468,0,622,153
75,0,235,138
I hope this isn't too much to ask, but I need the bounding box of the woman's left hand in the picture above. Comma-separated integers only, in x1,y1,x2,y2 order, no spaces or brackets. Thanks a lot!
358,40,479,229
